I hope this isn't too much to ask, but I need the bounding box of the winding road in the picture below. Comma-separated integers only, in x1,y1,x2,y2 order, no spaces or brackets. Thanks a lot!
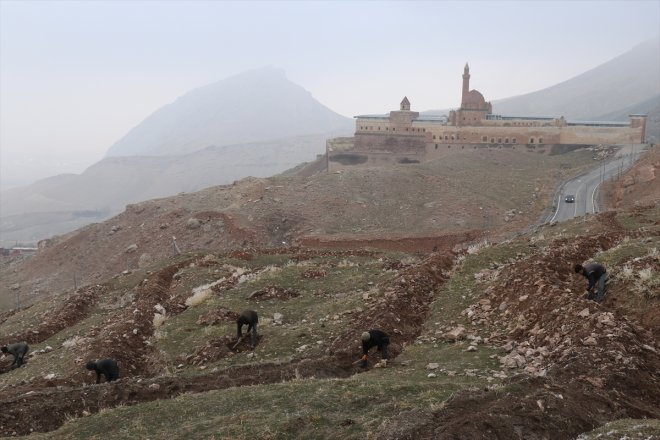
548,145,644,223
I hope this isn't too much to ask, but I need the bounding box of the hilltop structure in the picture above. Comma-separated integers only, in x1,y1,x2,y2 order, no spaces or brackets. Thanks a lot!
327,64,647,171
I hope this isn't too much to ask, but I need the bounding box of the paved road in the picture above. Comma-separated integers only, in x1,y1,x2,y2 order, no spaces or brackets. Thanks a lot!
548,146,644,223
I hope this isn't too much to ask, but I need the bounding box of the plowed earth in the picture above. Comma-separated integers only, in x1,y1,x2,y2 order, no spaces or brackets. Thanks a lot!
377,209,660,439
0,248,454,436
0,209,657,439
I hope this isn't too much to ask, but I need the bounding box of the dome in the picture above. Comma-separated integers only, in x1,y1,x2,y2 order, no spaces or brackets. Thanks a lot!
463,90,486,106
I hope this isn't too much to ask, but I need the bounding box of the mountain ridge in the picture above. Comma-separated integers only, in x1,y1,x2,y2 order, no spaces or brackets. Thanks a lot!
105,66,353,157
491,37,660,119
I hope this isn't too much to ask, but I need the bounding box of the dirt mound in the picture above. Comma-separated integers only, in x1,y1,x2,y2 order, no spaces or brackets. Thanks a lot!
0,355,354,437
301,268,327,278
196,307,240,326
186,336,234,365
73,260,193,382
299,231,480,253
0,284,106,347
247,285,301,300
329,252,455,363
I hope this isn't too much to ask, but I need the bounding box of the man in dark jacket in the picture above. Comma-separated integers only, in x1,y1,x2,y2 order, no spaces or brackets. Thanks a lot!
1,342,29,368
575,262,607,303
85,359,120,384
360,329,390,368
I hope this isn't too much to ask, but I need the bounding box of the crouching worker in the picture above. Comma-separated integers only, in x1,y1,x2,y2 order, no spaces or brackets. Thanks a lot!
360,330,390,368
575,262,607,303
237,310,259,348
1,341,29,369
85,358,120,384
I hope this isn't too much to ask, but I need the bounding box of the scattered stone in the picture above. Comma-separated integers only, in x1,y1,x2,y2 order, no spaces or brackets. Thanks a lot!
186,218,201,229
641,344,656,353
536,400,545,412
443,326,466,341
582,336,597,346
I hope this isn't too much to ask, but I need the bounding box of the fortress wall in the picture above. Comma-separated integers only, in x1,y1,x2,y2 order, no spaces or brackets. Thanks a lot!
354,132,427,152
424,142,521,159
327,150,425,172
422,124,644,146
425,125,562,145
559,126,644,144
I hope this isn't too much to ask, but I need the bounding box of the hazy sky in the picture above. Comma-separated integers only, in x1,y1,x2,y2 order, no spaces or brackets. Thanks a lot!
1,0,659,188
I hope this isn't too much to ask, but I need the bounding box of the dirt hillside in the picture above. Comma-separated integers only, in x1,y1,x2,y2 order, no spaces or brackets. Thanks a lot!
0,147,657,439
0,149,597,307
604,144,659,209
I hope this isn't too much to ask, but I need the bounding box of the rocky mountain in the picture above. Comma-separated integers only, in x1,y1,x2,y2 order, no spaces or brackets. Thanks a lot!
492,38,660,121
595,93,660,143
105,67,352,157
1,135,331,219
0,68,353,247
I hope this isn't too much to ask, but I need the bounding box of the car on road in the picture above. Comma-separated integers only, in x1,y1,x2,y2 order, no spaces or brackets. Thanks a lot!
564,195,575,203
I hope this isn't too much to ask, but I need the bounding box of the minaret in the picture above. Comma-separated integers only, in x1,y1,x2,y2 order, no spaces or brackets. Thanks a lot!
462,63,470,106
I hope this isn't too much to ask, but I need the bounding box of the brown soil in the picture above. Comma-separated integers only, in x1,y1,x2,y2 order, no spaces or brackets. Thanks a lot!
0,209,658,438
196,307,240,326
604,145,660,209
376,209,660,439
301,268,327,278
247,285,301,301
1,149,578,307
0,248,456,436
0,152,657,438
0,284,106,347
